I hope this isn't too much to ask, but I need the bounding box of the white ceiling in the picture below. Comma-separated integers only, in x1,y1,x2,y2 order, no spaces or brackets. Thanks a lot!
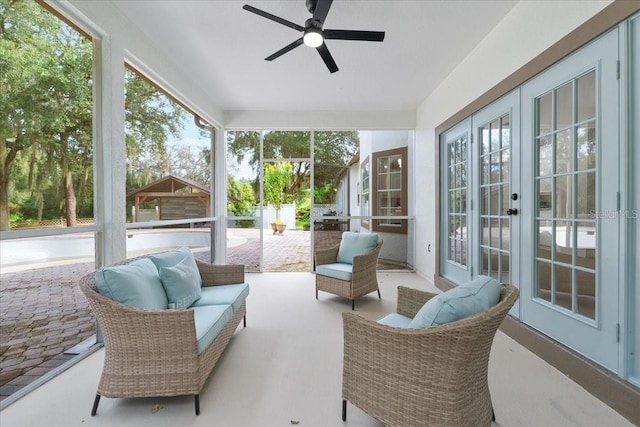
112,0,517,112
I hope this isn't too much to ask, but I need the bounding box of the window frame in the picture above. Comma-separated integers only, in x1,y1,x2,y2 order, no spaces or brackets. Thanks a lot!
372,147,408,234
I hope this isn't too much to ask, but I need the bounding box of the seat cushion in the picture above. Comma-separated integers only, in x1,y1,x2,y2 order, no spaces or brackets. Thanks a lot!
192,304,234,355
336,232,378,265
408,276,501,328
315,263,353,282
190,283,250,313
376,313,412,328
95,258,168,310
159,259,202,309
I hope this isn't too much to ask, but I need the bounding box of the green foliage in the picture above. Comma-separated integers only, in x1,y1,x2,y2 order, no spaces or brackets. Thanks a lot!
295,197,310,224
263,162,293,217
227,130,359,208
1,0,94,229
314,182,335,205
227,175,255,227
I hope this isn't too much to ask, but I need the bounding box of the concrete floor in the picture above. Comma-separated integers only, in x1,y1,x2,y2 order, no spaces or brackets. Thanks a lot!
0,272,633,427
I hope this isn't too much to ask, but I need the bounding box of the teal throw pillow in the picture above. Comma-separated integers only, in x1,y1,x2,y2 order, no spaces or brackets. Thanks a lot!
408,276,501,328
159,259,202,309
148,246,202,287
336,232,378,264
95,258,168,309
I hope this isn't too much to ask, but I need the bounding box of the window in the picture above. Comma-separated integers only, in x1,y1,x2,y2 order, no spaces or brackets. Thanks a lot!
361,157,370,229
372,147,407,234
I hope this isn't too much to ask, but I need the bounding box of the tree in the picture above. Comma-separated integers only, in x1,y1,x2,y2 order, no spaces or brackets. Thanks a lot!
263,162,293,220
227,130,359,207
124,69,187,191
1,1,191,230
1,0,93,229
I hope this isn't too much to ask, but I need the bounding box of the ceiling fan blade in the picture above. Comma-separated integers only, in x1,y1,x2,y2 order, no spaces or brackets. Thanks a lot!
323,29,385,42
316,43,338,73
312,0,333,26
265,38,304,61
243,4,305,32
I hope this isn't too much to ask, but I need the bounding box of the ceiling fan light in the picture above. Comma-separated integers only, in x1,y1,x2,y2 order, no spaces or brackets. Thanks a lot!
303,30,323,48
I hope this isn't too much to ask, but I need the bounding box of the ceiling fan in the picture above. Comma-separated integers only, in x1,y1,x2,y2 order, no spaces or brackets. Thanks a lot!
242,0,385,73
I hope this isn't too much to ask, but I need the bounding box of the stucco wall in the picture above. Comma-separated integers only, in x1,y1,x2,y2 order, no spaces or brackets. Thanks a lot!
413,0,612,281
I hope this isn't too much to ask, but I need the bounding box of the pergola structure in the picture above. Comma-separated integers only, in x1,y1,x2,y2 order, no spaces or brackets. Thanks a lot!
126,175,210,222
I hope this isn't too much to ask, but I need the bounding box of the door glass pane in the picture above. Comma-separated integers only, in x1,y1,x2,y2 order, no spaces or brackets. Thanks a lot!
577,71,596,122
490,119,501,152
556,82,573,130
555,175,572,219
576,172,595,219
576,221,596,269
538,135,553,176
501,149,510,182
538,261,552,302
555,264,573,310
501,115,511,148
555,220,573,263
538,178,553,217
537,92,552,135
538,220,552,260
555,129,573,174
576,270,596,319
577,123,596,170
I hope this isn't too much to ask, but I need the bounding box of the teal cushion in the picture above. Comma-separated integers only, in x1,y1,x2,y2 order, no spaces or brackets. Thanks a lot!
376,313,412,328
192,304,233,355
336,232,378,265
315,263,353,281
149,247,202,287
95,258,168,309
408,276,501,328
159,259,202,309
190,283,250,313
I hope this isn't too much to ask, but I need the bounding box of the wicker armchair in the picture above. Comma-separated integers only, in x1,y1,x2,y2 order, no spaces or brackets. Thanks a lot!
79,258,246,415
315,239,383,310
342,283,519,426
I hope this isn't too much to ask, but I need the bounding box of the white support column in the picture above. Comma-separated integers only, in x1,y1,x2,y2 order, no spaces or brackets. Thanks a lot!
95,36,127,267
213,126,227,264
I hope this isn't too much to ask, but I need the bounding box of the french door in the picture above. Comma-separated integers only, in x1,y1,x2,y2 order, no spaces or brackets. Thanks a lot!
520,29,620,371
472,90,520,317
441,28,620,372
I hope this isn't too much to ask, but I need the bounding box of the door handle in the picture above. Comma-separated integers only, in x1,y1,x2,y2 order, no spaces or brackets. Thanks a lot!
507,208,518,216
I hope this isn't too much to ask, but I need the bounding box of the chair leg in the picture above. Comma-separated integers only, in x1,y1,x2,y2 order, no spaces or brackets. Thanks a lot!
316,287,318,299
492,406,496,422
243,314,246,328
342,399,347,421
377,289,381,299
91,394,101,416
195,394,200,415
351,299,355,310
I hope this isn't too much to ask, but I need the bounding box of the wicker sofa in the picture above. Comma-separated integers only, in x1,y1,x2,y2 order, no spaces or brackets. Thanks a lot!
342,283,519,426
79,252,248,416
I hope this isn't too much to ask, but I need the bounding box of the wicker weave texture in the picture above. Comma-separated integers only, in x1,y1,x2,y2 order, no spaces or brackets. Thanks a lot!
78,257,246,400
342,284,519,427
315,241,383,301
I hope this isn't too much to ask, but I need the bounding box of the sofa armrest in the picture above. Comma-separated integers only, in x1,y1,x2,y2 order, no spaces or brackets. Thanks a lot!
196,260,245,287
396,286,437,318
315,244,340,267
80,282,200,362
